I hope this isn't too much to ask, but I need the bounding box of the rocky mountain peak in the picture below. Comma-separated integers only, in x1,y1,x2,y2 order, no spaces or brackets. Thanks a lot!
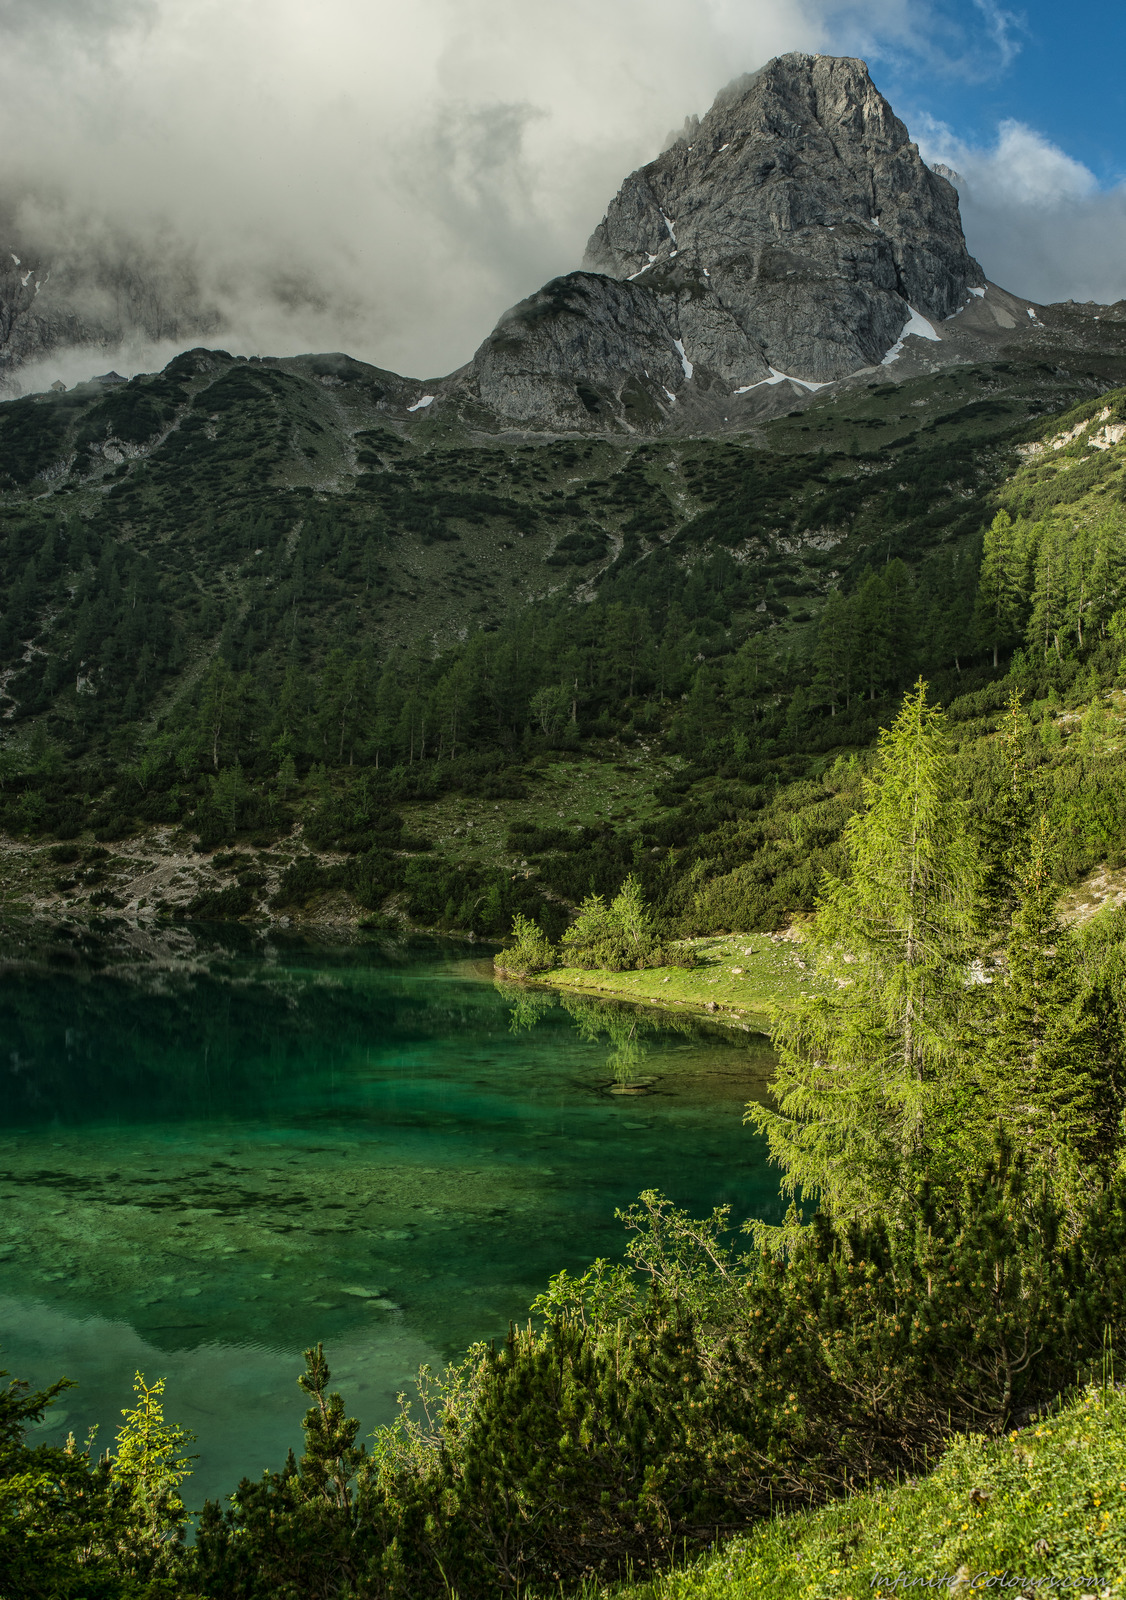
460,52,986,434
584,52,983,384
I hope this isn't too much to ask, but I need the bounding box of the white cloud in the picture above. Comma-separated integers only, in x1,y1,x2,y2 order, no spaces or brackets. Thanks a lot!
0,0,873,380
1,0,1120,389
918,115,1126,305
970,0,1025,74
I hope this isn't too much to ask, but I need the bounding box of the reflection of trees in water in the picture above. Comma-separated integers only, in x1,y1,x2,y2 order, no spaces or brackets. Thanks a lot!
0,924,479,1123
495,980,694,1086
495,980,555,1037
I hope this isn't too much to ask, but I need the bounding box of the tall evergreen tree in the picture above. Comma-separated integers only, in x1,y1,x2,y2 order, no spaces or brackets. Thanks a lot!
749,681,979,1228
976,815,1126,1219
975,509,1025,668
977,689,1035,929
1027,521,1068,660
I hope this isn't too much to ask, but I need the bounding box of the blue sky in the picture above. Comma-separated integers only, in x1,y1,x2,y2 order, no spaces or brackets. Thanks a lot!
866,0,1126,185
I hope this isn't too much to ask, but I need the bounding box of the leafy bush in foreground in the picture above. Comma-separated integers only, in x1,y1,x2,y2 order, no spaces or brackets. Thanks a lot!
0,1367,195,1599
495,911,556,976
190,1151,1126,1598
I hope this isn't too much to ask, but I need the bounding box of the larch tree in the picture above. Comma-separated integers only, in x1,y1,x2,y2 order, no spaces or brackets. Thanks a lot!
748,681,980,1233
975,815,1126,1223
975,509,1025,668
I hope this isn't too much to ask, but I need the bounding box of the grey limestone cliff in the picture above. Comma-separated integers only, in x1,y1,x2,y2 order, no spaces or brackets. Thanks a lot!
459,52,985,432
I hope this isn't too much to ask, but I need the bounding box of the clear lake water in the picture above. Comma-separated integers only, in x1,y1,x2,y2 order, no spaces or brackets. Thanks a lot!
0,922,783,1508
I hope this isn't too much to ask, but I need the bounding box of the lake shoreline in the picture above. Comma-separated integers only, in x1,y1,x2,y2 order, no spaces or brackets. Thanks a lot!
495,931,816,1031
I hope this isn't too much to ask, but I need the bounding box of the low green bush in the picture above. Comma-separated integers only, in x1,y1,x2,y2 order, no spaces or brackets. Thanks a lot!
178,883,256,920
495,912,556,975
269,857,344,910
190,1151,1126,1598
0,1366,195,1598
560,877,694,971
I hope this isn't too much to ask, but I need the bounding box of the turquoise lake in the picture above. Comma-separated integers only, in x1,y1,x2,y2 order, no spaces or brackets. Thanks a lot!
0,924,782,1507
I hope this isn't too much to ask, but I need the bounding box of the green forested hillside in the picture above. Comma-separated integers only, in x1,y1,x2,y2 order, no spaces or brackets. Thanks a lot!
1,349,1125,936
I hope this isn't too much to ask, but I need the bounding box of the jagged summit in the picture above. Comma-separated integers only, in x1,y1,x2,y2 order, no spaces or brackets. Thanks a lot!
586,53,983,378
457,52,985,432
4,54,1118,437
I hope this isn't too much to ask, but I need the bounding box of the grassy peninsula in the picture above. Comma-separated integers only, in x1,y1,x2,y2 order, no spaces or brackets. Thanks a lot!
529,930,818,1027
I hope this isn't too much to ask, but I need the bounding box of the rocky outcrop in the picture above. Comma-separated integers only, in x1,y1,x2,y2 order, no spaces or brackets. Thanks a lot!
587,53,984,383
457,52,985,430
466,272,690,432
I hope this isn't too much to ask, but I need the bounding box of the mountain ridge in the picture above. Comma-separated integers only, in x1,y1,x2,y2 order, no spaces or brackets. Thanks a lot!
5,51,1125,434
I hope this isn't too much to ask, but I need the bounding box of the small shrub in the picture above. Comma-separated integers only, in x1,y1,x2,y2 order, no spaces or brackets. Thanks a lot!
560,875,688,971
269,856,343,909
178,883,256,919
495,912,556,976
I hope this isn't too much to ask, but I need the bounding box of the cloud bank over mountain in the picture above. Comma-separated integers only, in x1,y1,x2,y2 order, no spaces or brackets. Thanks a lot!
0,0,1122,386
917,116,1126,307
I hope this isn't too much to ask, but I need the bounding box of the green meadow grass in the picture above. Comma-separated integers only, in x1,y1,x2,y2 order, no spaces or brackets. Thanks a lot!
540,931,819,1026
595,1386,1126,1600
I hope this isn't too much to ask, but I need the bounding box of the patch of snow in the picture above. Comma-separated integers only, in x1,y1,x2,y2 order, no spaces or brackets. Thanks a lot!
660,210,678,246
627,252,659,281
9,253,19,266
19,271,30,288
969,286,985,298
736,367,829,394
718,142,730,151
662,387,677,404
407,394,435,411
672,339,693,381
702,266,710,278
1026,306,1042,323
881,306,941,365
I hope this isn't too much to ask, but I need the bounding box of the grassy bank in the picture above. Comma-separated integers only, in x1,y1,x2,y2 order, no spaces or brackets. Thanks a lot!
518,931,820,1027
603,1385,1126,1600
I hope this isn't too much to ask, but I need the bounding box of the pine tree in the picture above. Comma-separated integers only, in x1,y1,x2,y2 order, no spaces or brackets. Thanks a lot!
977,689,1035,928
975,509,1025,668
811,590,856,714
749,681,979,1227
977,816,1125,1217
1087,508,1126,640
112,1370,196,1565
1027,521,1068,660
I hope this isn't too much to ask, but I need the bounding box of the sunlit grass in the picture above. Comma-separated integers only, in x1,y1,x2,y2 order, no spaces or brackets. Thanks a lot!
583,1385,1126,1600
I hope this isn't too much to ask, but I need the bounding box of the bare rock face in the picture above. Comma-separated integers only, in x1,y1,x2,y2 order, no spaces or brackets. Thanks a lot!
587,52,984,384
467,272,690,432
460,52,984,430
